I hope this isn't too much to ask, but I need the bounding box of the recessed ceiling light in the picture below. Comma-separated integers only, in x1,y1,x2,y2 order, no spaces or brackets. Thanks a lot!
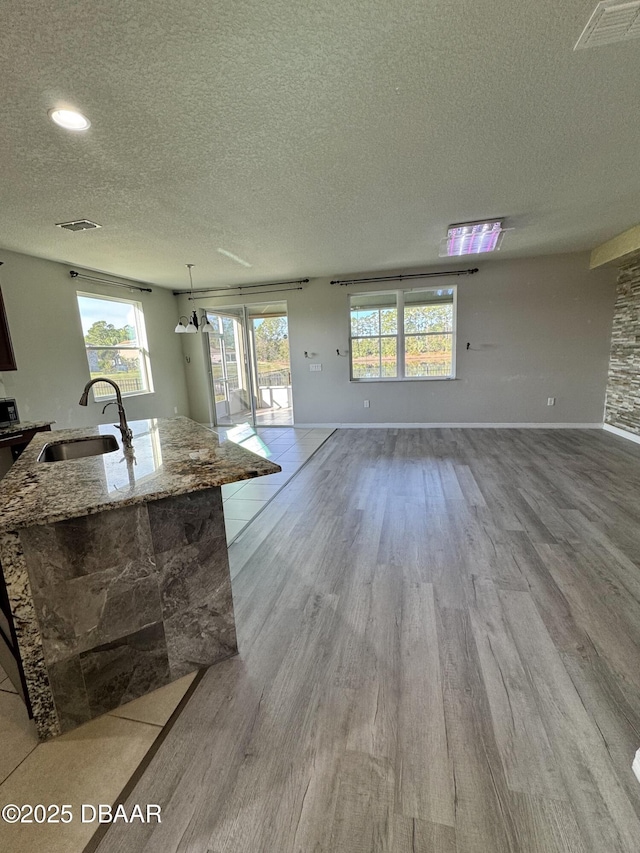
48,108,91,131
217,248,252,268
440,219,505,256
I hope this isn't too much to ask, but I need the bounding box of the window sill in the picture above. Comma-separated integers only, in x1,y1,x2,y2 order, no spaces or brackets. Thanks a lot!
92,390,154,402
350,376,456,383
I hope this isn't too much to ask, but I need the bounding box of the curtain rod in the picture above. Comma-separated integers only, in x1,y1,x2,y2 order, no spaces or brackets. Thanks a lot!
173,277,309,296
330,268,479,286
69,270,153,293
189,285,304,301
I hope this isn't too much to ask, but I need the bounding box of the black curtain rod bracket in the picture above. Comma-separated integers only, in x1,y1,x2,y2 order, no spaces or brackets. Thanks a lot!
330,268,479,286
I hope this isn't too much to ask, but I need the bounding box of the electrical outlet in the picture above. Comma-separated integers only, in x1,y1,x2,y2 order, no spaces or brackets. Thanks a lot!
363,400,370,408
174,406,178,414
547,397,555,406
310,363,322,372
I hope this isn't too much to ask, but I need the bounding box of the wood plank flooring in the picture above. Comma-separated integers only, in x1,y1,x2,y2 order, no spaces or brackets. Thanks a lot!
93,428,640,853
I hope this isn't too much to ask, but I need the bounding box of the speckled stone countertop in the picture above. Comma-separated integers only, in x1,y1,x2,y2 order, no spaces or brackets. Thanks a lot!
0,420,55,437
0,417,281,531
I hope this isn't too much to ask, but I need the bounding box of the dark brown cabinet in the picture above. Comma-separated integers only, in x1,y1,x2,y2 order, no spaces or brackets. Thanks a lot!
0,286,17,371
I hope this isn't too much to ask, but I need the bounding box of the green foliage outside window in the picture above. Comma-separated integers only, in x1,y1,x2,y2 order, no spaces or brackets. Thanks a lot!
350,291,455,379
84,321,136,347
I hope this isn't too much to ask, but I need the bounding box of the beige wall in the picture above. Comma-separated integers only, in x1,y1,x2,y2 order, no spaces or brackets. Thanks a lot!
0,248,190,433
182,252,616,426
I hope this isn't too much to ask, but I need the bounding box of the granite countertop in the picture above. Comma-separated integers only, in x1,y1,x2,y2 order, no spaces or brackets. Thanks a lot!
0,421,55,438
0,417,281,531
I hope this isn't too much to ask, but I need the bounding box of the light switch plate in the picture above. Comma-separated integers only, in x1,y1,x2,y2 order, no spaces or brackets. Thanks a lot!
310,363,322,371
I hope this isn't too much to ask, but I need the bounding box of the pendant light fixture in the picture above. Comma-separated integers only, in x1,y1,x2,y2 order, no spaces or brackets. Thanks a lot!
184,264,198,333
174,264,214,334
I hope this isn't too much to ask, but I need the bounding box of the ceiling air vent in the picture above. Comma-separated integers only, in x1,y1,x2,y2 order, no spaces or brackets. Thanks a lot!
56,219,102,232
575,1,640,49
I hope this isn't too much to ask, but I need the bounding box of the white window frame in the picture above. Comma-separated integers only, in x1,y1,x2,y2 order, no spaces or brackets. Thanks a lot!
349,285,457,382
76,291,154,400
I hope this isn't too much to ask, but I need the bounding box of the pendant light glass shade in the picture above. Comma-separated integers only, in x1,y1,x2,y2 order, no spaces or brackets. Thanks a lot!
200,314,214,333
174,320,187,333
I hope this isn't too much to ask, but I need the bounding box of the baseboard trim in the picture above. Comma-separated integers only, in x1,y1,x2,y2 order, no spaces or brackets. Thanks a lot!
295,422,603,429
602,423,640,445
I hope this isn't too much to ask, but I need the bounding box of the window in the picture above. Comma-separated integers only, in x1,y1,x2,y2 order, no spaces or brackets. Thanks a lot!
349,286,456,380
76,292,153,399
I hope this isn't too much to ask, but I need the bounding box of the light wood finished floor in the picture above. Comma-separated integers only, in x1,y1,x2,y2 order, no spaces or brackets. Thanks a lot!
94,428,640,853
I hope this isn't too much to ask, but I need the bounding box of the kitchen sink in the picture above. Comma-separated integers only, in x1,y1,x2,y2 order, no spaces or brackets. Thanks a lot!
38,435,119,462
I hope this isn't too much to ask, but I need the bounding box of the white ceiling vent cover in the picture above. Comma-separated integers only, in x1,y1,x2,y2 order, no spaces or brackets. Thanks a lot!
575,1,640,49
56,219,102,232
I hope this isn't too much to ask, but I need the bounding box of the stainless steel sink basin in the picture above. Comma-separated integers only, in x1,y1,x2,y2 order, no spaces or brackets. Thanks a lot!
38,435,119,462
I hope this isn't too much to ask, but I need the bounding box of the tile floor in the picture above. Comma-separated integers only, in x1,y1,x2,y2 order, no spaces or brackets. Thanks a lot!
0,425,334,853
217,406,294,427
0,667,197,853
215,426,335,543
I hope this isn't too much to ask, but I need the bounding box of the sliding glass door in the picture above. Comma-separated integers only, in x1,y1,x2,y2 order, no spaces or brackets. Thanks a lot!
247,303,293,426
205,302,293,427
206,308,253,426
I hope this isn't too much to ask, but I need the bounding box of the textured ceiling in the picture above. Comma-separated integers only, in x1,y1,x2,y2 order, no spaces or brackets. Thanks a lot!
0,0,639,289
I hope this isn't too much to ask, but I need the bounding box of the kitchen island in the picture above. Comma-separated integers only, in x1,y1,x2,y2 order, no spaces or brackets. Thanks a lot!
0,417,280,739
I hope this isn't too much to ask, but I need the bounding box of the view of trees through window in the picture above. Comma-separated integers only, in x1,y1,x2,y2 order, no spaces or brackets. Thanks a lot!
253,316,290,388
207,312,291,406
350,304,398,378
76,294,151,398
208,316,240,403
350,288,454,379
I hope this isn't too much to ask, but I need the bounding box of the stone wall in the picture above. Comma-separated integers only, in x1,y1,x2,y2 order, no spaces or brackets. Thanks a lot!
605,254,640,435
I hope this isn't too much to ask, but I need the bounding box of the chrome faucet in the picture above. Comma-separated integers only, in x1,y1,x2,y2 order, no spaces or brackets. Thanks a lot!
79,378,134,449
